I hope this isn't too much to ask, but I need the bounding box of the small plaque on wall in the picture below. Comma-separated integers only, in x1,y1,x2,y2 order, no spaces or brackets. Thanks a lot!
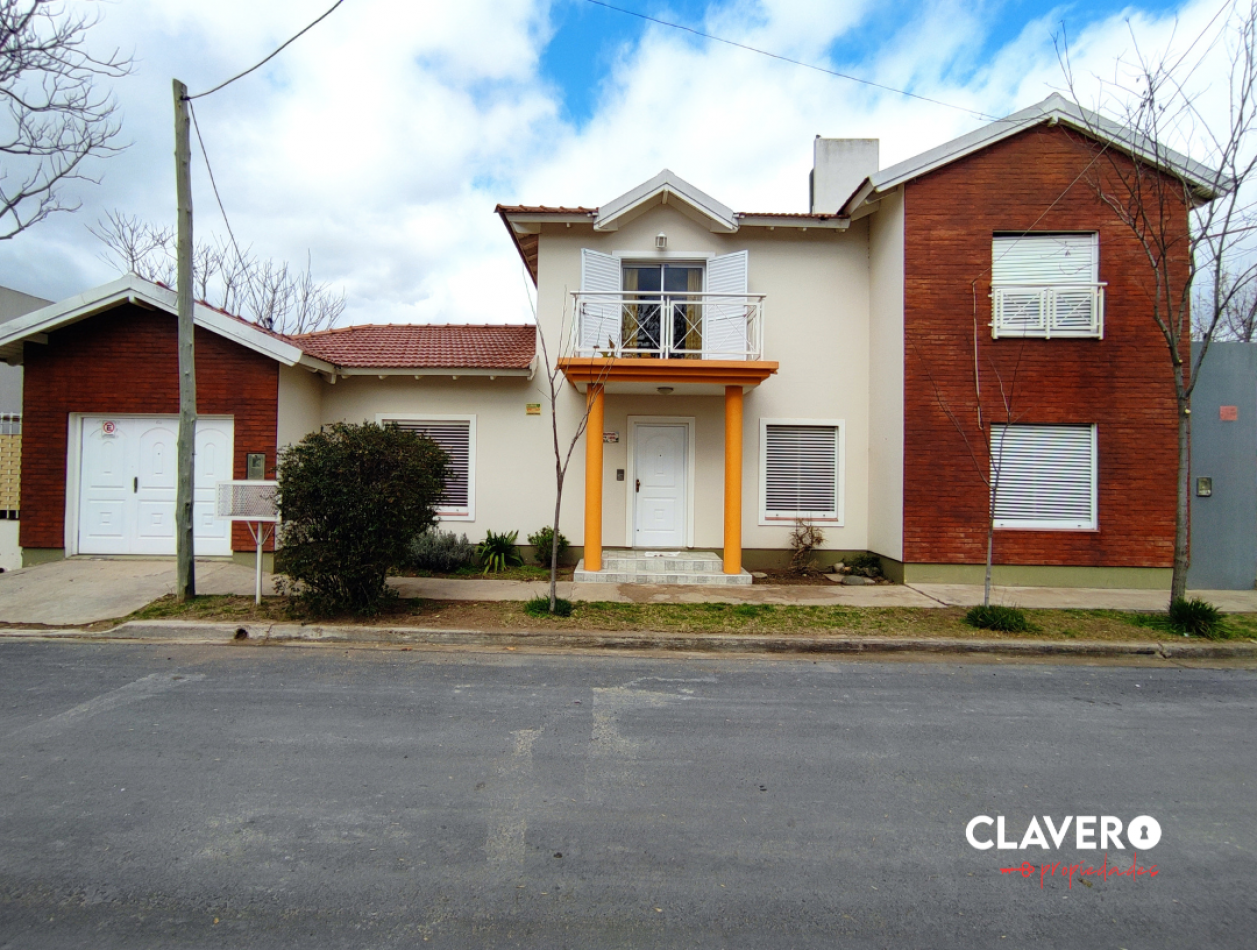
1220,405,1238,421
526,403,541,416
603,431,619,443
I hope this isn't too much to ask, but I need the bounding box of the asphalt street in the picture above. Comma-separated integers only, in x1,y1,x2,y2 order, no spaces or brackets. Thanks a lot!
0,642,1253,948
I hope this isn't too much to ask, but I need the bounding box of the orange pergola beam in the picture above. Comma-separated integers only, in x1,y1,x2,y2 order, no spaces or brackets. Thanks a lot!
723,385,744,575
583,384,605,572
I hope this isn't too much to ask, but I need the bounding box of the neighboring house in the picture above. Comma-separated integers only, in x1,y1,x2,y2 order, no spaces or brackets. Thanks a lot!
1188,342,1257,590
0,285,52,571
0,94,1220,587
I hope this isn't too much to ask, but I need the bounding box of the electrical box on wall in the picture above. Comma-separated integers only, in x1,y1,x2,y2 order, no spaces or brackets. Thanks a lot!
247,453,266,480
1196,476,1213,497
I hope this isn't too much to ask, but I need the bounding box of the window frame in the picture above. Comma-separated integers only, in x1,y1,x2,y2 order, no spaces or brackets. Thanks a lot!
990,232,1104,340
375,413,476,522
758,418,845,526
990,423,1098,531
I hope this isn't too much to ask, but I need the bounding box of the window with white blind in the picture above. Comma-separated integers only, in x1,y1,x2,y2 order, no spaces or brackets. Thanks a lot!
377,415,475,521
760,419,844,524
991,424,1097,529
991,233,1104,339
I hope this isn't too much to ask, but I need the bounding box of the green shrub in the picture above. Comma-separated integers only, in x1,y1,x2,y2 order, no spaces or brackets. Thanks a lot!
524,596,573,618
408,528,474,573
527,526,570,566
477,529,523,574
846,553,884,578
964,604,1030,632
1168,597,1225,638
274,422,449,615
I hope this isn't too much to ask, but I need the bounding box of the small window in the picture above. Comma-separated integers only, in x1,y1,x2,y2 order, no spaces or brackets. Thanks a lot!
378,415,475,521
760,420,843,523
991,424,1096,529
991,233,1104,339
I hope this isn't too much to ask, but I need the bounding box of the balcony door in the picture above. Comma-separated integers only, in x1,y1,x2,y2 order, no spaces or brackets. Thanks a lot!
623,263,703,356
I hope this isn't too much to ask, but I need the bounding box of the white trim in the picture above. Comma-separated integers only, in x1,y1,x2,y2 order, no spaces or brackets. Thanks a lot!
595,170,738,233
625,416,697,549
610,250,716,261
758,417,846,526
375,413,477,522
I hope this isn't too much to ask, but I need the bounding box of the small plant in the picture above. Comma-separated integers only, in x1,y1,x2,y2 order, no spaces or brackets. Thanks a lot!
788,519,824,574
525,596,573,618
408,528,475,573
846,553,884,578
964,604,1030,632
1167,597,1224,638
527,526,570,566
477,529,523,575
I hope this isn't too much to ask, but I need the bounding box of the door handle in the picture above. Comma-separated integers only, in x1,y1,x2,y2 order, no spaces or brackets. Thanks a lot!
133,477,138,493
635,478,640,493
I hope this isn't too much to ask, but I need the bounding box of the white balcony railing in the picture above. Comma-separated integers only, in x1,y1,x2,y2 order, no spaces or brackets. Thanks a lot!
568,291,766,360
991,283,1106,339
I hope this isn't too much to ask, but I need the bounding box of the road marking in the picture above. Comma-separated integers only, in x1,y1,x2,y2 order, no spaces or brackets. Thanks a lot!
9,672,205,741
485,728,540,870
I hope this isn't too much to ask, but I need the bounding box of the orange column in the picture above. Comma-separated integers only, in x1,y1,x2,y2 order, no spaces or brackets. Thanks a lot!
723,384,743,574
583,384,605,572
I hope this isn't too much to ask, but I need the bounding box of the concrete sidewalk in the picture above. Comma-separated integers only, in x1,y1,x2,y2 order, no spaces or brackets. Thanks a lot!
2,557,1257,627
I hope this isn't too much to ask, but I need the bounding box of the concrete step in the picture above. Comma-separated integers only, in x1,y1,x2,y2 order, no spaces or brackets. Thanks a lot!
574,558,753,586
601,552,724,574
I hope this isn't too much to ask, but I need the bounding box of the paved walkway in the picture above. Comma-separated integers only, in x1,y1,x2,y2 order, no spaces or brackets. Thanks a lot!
2,557,1256,626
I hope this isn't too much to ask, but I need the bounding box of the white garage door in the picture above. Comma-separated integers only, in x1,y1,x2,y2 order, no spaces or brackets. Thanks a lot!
78,416,235,556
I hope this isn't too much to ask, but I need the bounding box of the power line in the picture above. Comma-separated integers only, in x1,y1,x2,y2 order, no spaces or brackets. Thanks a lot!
583,0,998,121
187,0,346,101
187,102,251,301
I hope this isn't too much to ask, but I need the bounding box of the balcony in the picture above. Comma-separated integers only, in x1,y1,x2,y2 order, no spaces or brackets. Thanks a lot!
991,283,1106,339
568,291,766,360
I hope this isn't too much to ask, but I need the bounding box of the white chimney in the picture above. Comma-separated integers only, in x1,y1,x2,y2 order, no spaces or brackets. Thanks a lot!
810,137,879,214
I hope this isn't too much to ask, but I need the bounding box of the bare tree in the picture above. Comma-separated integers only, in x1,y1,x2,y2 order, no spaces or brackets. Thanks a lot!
1195,271,1257,340
92,211,345,335
527,279,617,613
1060,0,1257,604
0,0,129,239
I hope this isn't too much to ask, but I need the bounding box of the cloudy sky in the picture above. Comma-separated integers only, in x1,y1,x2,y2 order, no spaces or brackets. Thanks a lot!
0,0,1241,326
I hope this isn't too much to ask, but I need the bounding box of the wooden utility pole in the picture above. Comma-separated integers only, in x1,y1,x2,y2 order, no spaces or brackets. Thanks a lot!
173,79,197,600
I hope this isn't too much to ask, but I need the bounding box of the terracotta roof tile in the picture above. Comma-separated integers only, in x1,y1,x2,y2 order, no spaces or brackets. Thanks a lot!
293,324,536,370
494,204,598,214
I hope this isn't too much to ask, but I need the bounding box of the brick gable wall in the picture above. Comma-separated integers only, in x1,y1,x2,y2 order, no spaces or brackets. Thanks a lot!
20,304,279,553
902,125,1189,567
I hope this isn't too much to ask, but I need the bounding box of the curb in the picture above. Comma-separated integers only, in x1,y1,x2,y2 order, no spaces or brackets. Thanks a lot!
5,620,1255,660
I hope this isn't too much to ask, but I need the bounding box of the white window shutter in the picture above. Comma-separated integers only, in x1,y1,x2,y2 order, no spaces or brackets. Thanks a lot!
389,420,472,513
992,234,1097,284
579,248,621,353
704,250,749,359
764,424,839,519
991,424,1096,529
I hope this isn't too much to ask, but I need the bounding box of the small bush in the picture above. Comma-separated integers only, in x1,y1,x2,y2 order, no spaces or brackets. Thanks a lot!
477,529,523,574
846,553,884,578
1168,597,1225,638
408,528,474,573
524,596,573,618
527,526,570,567
788,520,824,573
965,604,1031,632
274,421,448,616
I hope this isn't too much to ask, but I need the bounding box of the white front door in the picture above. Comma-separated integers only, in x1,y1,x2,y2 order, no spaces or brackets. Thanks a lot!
78,416,235,556
633,424,687,548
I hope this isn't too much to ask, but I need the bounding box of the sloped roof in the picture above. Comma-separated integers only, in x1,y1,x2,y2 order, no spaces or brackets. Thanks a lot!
295,323,536,370
842,93,1228,215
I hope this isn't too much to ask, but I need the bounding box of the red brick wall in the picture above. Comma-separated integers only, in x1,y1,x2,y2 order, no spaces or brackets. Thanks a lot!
903,125,1190,567
20,304,279,553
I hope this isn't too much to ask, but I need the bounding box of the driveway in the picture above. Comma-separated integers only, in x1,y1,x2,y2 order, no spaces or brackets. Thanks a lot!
0,558,274,625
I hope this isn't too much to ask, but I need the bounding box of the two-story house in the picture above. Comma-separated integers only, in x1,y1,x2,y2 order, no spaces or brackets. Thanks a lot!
0,94,1218,588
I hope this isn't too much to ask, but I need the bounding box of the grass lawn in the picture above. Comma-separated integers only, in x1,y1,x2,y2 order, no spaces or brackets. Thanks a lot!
126,595,1257,642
